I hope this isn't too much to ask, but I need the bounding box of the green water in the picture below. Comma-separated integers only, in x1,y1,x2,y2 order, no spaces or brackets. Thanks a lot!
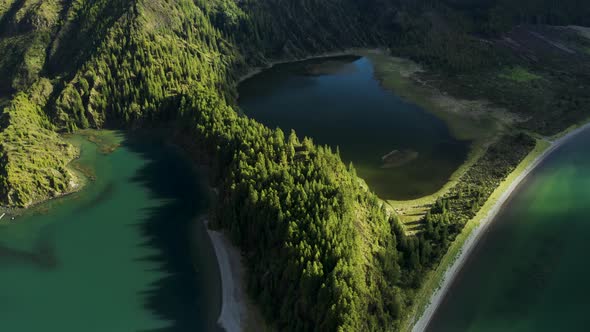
427,129,590,331
0,132,221,332
239,56,470,200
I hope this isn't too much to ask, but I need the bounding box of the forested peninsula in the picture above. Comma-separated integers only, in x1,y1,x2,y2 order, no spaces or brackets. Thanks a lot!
1,0,590,331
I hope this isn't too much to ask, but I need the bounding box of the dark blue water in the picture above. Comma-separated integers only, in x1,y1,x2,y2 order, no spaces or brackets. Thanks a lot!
239,56,470,200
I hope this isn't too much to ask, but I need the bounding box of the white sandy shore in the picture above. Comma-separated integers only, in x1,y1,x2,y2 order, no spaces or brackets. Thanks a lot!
412,122,590,332
204,219,247,332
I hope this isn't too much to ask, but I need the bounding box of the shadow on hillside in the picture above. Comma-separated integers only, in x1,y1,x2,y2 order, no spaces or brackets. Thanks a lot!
122,134,222,332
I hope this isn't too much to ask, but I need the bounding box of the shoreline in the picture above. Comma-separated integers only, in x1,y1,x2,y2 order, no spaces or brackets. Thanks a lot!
411,121,590,332
0,162,84,220
236,48,384,84
0,129,117,218
203,219,248,332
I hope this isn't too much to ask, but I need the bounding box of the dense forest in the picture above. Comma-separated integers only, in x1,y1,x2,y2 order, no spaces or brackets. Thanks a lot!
1,0,589,331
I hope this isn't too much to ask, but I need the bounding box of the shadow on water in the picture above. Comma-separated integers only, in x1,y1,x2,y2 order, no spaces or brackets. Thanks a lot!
121,135,221,332
0,235,57,269
0,183,115,271
72,182,116,214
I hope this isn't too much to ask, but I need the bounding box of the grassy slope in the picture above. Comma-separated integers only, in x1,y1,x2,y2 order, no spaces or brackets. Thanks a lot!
0,0,64,93
366,52,507,142
0,0,130,206
414,25,590,136
0,82,78,207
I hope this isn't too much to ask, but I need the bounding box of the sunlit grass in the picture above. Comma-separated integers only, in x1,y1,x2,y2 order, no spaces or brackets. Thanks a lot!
499,66,542,83
365,51,505,142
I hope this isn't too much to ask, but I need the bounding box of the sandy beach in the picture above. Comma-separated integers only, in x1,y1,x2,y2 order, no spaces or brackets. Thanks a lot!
412,121,590,332
204,219,247,332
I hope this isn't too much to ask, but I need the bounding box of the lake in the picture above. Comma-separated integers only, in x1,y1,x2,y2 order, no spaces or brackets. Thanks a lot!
427,128,590,331
238,55,470,200
0,132,221,332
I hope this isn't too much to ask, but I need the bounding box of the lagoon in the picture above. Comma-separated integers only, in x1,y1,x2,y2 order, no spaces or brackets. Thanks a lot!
238,55,470,200
0,132,221,332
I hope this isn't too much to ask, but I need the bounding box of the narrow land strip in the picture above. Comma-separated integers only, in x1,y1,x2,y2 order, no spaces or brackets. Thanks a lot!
411,121,590,332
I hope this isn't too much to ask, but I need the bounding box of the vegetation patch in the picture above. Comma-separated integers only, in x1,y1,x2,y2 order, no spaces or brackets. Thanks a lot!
498,66,542,83
390,21,590,136
76,130,121,154
367,52,513,234
403,138,549,331
423,134,536,239
0,91,78,207
390,135,535,297
0,0,64,92
366,52,507,143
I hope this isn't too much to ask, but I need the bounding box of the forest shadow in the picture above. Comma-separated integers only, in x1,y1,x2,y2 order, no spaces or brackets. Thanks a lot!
122,134,221,332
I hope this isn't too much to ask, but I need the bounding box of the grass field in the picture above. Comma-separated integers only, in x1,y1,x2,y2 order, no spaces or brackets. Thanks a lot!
498,66,542,83
386,142,487,234
365,52,509,142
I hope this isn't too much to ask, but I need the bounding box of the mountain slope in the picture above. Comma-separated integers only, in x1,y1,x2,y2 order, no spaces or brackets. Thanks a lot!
0,1,407,331
1,1,589,331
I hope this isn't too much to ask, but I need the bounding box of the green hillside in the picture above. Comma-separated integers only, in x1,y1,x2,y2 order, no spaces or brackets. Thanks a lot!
1,0,589,331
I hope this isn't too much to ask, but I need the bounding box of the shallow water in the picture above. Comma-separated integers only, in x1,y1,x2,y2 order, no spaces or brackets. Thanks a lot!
239,55,470,200
427,129,590,331
0,132,221,332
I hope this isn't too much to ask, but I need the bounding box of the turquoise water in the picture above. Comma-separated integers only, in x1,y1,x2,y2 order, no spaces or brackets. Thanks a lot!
427,129,590,331
0,132,221,332
239,56,470,200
